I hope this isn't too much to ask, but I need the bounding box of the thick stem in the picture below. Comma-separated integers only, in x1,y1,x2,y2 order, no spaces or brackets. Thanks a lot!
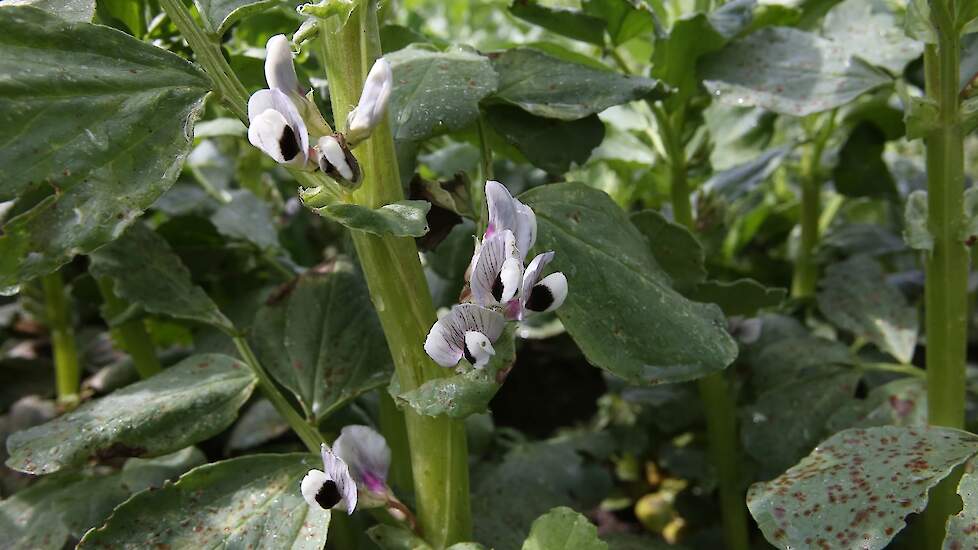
317,7,471,546
96,277,162,379
41,271,81,407
656,103,748,550
791,112,836,298
924,1,967,545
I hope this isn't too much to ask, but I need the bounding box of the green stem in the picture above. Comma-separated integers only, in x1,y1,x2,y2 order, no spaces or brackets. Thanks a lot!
923,1,967,545
791,111,836,298
95,277,162,379
379,391,414,491
41,271,81,408
655,102,748,550
857,362,926,379
232,336,323,453
317,6,471,546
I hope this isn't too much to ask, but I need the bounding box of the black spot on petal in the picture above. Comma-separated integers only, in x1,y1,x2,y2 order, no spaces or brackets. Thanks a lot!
491,272,505,302
279,125,300,161
526,284,554,312
316,480,342,509
463,344,477,366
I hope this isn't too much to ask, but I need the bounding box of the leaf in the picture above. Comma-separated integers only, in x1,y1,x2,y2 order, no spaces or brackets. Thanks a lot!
903,190,933,251
78,454,330,549
510,1,606,45
210,189,281,253
701,27,891,116
472,439,612,549
704,104,777,171
583,0,656,46
388,45,498,141
368,524,434,550
298,0,357,26
194,0,279,35
751,335,854,392
702,146,789,202
0,448,205,550
521,183,738,385
250,264,393,421
393,326,516,419
522,507,607,550
825,377,927,433
816,255,918,364
832,122,897,199
1,0,94,22
688,279,787,317
89,222,235,332
317,200,431,237
489,47,668,120
485,105,604,175
5,354,256,474
0,7,210,287
747,426,978,550
742,369,861,478
630,210,706,293
227,398,289,452
822,0,923,74
945,458,978,549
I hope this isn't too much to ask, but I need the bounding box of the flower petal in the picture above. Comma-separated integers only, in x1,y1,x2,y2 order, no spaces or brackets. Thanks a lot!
463,330,496,368
321,443,358,514
424,304,505,367
525,272,567,314
247,89,309,166
333,425,391,495
317,135,361,187
346,58,392,144
264,34,301,95
471,230,522,307
424,314,464,367
485,180,517,238
300,469,332,510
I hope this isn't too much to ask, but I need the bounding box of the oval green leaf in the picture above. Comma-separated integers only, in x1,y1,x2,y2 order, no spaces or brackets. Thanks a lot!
318,200,431,237
522,507,607,550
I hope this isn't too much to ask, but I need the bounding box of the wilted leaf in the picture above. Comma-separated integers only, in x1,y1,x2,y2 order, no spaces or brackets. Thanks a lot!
250,265,392,421
0,7,209,287
485,105,604,174
388,45,498,141
89,222,234,332
194,0,279,35
79,454,330,549
701,27,891,116
6,354,255,474
747,426,978,550
522,507,607,550
490,47,668,120
317,200,431,237
816,256,918,364
521,183,738,385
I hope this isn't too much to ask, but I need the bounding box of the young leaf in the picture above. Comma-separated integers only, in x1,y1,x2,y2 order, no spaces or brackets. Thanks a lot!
78,454,330,549
193,0,279,35
89,223,235,333
522,507,607,550
6,354,256,474
315,200,431,237
490,47,668,120
816,255,918,364
521,183,738,385
0,7,210,288
388,45,498,141
484,105,604,175
747,426,978,550
250,265,393,422
701,27,891,116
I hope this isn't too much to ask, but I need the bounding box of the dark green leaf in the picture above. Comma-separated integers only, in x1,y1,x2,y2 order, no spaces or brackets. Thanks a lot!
317,200,431,237
510,1,606,45
702,147,789,202
250,264,393,421
521,183,738,385
825,377,926,433
0,7,209,287
490,47,668,120
2,0,94,22
816,256,918,364
522,507,607,550
832,122,898,199
6,354,255,474
89,222,234,332
751,335,854,392
388,45,498,141
701,27,891,116
79,454,330,549
689,279,786,317
485,105,604,174
583,0,656,46
630,210,706,293
210,189,281,253
194,0,279,35
747,426,978,550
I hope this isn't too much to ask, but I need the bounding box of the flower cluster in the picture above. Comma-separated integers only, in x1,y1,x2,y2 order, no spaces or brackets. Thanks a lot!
424,181,568,368
246,34,392,189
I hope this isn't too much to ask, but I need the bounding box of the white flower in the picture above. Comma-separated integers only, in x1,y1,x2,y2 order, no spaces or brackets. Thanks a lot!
510,251,568,319
333,425,392,507
485,180,536,262
424,304,505,368
264,34,302,96
300,443,358,514
346,58,393,145
248,89,310,167
316,135,361,188
470,229,523,308
728,316,762,344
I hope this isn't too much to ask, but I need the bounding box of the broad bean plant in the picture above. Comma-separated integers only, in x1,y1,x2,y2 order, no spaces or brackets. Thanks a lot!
1,0,977,549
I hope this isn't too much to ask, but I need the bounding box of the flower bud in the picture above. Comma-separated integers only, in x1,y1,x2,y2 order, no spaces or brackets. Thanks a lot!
345,58,393,145
316,134,362,189
264,35,301,96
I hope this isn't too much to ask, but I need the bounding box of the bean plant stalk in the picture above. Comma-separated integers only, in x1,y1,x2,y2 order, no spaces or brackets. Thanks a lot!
790,111,835,298
922,0,967,545
317,6,471,546
95,277,161,379
653,105,749,550
40,271,81,407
